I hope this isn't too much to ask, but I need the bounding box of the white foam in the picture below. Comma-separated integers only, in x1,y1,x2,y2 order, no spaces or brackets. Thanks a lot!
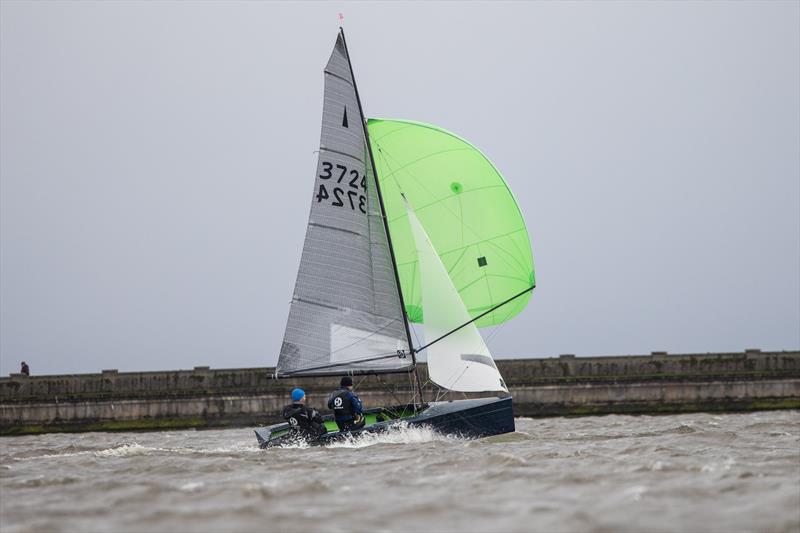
179,481,204,492
624,485,648,502
701,456,736,474
202,442,262,455
94,443,152,457
324,422,462,449
19,451,90,460
271,436,312,450
20,444,156,460
95,441,260,457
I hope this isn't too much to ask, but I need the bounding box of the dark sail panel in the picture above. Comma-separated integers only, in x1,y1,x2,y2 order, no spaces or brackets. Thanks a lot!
276,34,411,377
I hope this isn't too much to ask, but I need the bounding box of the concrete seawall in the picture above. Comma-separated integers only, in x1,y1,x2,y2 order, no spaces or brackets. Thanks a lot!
1,350,798,434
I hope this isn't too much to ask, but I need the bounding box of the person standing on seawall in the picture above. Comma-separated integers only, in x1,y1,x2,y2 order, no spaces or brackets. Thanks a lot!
20,362,29,376
327,376,365,432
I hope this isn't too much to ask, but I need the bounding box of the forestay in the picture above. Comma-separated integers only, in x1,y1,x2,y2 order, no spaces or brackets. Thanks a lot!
276,35,411,377
405,202,508,393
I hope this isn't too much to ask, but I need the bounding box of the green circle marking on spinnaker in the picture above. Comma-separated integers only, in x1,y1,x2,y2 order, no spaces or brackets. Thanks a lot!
367,118,535,327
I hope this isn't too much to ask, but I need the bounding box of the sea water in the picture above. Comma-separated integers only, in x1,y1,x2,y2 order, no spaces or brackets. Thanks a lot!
1,411,798,532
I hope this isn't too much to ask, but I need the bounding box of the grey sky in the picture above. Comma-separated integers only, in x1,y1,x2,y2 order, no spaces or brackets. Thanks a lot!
1,1,798,375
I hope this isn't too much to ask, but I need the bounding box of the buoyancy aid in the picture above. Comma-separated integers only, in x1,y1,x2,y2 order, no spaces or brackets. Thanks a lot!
327,388,355,421
282,403,326,436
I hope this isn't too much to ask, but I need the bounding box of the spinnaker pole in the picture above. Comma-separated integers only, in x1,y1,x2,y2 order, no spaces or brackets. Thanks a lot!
339,28,426,405
416,285,535,354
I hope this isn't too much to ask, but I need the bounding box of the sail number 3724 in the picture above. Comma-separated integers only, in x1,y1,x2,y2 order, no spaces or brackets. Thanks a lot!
317,161,367,214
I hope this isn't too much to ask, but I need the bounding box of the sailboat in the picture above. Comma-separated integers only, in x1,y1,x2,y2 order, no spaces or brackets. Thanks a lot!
254,29,535,448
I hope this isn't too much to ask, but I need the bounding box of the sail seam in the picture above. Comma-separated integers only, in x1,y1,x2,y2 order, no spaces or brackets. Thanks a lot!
324,69,352,85
308,222,364,237
292,297,343,311
289,298,407,325
319,146,364,163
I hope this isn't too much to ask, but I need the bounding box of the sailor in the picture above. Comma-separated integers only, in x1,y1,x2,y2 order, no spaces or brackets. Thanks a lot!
327,376,365,432
282,388,328,440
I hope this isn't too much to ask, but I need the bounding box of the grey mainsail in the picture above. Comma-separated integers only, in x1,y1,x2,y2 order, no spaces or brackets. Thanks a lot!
276,34,412,377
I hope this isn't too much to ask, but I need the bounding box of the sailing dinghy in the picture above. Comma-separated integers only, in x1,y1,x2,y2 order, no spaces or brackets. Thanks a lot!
255,29,535,448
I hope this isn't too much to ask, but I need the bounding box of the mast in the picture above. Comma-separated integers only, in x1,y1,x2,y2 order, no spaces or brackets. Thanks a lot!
339,28,426,405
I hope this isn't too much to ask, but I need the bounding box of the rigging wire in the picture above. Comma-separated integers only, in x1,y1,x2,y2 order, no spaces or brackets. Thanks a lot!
414,287,519,395
415,285,534,354
373,373,405,408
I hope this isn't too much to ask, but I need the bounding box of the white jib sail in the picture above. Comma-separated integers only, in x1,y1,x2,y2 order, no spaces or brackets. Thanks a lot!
405,202,508,393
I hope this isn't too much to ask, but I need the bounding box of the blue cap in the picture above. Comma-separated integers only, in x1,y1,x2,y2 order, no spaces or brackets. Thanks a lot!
291,388,305,402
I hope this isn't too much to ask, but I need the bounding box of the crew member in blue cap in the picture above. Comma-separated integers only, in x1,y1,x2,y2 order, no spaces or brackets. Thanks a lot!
282,388,327,440
327,376,365,432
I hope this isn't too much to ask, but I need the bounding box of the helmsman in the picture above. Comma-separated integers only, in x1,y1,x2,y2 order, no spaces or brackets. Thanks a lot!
282,388,328,440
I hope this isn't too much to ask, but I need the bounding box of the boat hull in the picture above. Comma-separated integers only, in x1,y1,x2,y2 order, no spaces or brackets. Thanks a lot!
254,396,514,448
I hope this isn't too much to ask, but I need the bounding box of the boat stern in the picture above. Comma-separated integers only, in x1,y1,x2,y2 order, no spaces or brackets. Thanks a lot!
412,396,515,438
254,423,291,448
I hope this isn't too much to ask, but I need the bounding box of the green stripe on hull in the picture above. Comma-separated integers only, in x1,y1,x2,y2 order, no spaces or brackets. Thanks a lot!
271,407,422,440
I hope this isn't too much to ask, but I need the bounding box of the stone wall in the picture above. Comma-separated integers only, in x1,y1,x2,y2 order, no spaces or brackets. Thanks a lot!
1,350,797,434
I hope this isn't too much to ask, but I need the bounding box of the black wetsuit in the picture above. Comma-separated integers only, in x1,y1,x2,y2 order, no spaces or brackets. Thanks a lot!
327,388,365,432
282,403,328,440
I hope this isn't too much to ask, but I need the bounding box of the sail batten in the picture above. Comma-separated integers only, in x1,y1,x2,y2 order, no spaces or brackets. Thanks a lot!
276,33,411,377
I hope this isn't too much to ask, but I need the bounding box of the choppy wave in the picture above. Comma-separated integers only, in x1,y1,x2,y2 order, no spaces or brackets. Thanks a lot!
324,422,462,449
93,443,152,457
1,411,797,533
269,422,462,450
13,440,262,462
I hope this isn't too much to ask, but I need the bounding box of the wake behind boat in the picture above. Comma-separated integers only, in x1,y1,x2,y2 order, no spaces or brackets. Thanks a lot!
255,29,535,448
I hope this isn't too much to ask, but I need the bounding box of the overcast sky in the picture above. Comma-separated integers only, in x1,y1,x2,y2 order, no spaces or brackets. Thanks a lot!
1,1,798,376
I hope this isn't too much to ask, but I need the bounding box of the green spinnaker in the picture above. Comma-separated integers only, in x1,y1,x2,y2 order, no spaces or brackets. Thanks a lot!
367,119,535,327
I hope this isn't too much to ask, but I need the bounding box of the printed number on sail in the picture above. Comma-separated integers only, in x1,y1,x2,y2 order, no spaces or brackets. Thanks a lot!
317,161,367,213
